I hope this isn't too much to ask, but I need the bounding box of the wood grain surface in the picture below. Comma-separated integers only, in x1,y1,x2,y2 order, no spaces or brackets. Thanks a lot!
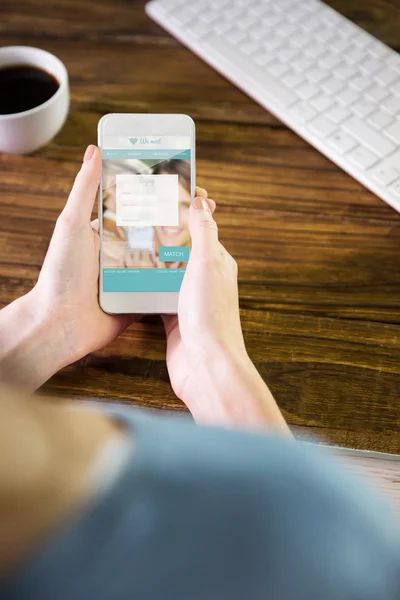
1,0,400,453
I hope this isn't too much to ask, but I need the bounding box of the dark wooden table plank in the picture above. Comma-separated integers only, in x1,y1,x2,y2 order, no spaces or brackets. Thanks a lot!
1,0,400,453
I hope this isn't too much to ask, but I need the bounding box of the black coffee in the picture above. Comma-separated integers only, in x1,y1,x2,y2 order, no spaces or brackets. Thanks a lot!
0,64,59,115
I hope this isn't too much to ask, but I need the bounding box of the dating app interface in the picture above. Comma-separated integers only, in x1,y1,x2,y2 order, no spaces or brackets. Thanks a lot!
101,135,192,292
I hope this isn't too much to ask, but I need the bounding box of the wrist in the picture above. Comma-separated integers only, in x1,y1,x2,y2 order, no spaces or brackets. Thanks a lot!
186,346,290,434
0,289,71,392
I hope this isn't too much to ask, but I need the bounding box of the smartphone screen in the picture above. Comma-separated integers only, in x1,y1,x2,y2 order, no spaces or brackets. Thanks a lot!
101,135,192,293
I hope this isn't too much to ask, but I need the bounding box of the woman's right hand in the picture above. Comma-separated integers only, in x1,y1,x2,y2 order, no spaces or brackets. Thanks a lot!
163,193,290,434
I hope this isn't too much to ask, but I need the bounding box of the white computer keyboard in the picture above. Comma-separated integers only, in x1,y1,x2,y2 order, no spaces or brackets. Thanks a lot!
146,0,400,213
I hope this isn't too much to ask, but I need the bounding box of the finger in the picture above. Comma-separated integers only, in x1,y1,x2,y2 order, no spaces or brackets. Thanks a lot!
161,314,179,337
63,145,101,221
207,198,216,214
188,196,219,252
91,218,99,232
195,185,208,198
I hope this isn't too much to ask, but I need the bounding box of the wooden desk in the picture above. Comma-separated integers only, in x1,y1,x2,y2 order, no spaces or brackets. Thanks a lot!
1,0,400,453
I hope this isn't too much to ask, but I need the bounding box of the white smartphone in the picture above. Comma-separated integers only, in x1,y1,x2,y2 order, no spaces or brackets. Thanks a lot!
98,113,195,314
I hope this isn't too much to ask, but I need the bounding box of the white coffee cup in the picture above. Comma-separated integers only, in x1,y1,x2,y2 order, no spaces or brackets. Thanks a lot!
0,46,69,154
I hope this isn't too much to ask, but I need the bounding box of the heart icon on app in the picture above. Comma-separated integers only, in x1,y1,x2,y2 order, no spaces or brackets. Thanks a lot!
129,137,138,144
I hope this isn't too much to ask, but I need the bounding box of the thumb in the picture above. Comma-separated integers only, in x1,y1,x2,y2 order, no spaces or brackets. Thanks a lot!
63,145,101,222
189,196,219,252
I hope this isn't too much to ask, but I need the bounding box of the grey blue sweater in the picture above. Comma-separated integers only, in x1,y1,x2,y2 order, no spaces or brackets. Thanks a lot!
3,408,400,599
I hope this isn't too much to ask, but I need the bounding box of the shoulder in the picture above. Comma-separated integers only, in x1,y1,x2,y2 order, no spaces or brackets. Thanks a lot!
127,409,389,524
123,410,400,597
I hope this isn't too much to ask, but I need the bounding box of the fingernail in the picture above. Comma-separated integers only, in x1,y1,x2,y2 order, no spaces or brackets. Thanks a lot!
208,198,216,212
83,145,96,162
202,199,210,212
192,196,210,212
196,186,208,198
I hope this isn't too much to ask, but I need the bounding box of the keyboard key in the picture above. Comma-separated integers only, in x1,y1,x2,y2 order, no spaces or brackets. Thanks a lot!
359,57,381,75
263,36,285,50
311,94,335,111
240,40,261,55
224,6,243,19
321,8,341,27
371,164,400,186
302,15,323,32
237,16,257,30
262,13,282,27
226,28,247,43
345,46,366,64
275,0,296,11
282,72,306,88
171,7,196,25
188,0,208,12
159,0,183,10
290,102,318,123
350,76,372,92
277,21,297,36
321,78,343,95
267,61,290,77
290,34,311,49
327,131,358,154
279,47,298,62
351,100,375,118
352,31,373,49
335,65,358,80
326,104,351,124
200,10,219,24
331,37,351,54
390,81,400,96
307,115,337,138
381,95,400,115
315,27,335,43
387,55,400,74
275,0,297,11
249,3,269,17
383,121,400,143
296,82,319,100
287,6,308,22
342,117,396,157
203,36,297,107
189,21,210,37
375,68,399,86
254,52,273,66
319,53,342,70
212,20,232,34
367,110,393,130
336,89,359,107
306,69,328,84
337,20,357,36
388,179,400,197
250,25,269,40
368,41,389,59
347,147,379,170
303,0,323,11
365,85,388,104
305,43,326,58
291,56,314,72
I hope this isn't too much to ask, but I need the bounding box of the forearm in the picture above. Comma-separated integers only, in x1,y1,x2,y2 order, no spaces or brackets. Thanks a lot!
190,350,292,436
0,291,68,392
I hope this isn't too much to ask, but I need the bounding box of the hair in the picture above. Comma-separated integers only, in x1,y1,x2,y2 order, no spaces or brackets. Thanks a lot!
103,159,151,193
152,160,190,191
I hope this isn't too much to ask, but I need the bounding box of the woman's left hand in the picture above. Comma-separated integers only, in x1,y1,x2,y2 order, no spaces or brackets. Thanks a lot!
32,145,136,365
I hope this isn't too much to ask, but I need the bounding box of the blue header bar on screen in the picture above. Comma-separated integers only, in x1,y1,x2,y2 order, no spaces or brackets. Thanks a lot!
102,149,191,160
